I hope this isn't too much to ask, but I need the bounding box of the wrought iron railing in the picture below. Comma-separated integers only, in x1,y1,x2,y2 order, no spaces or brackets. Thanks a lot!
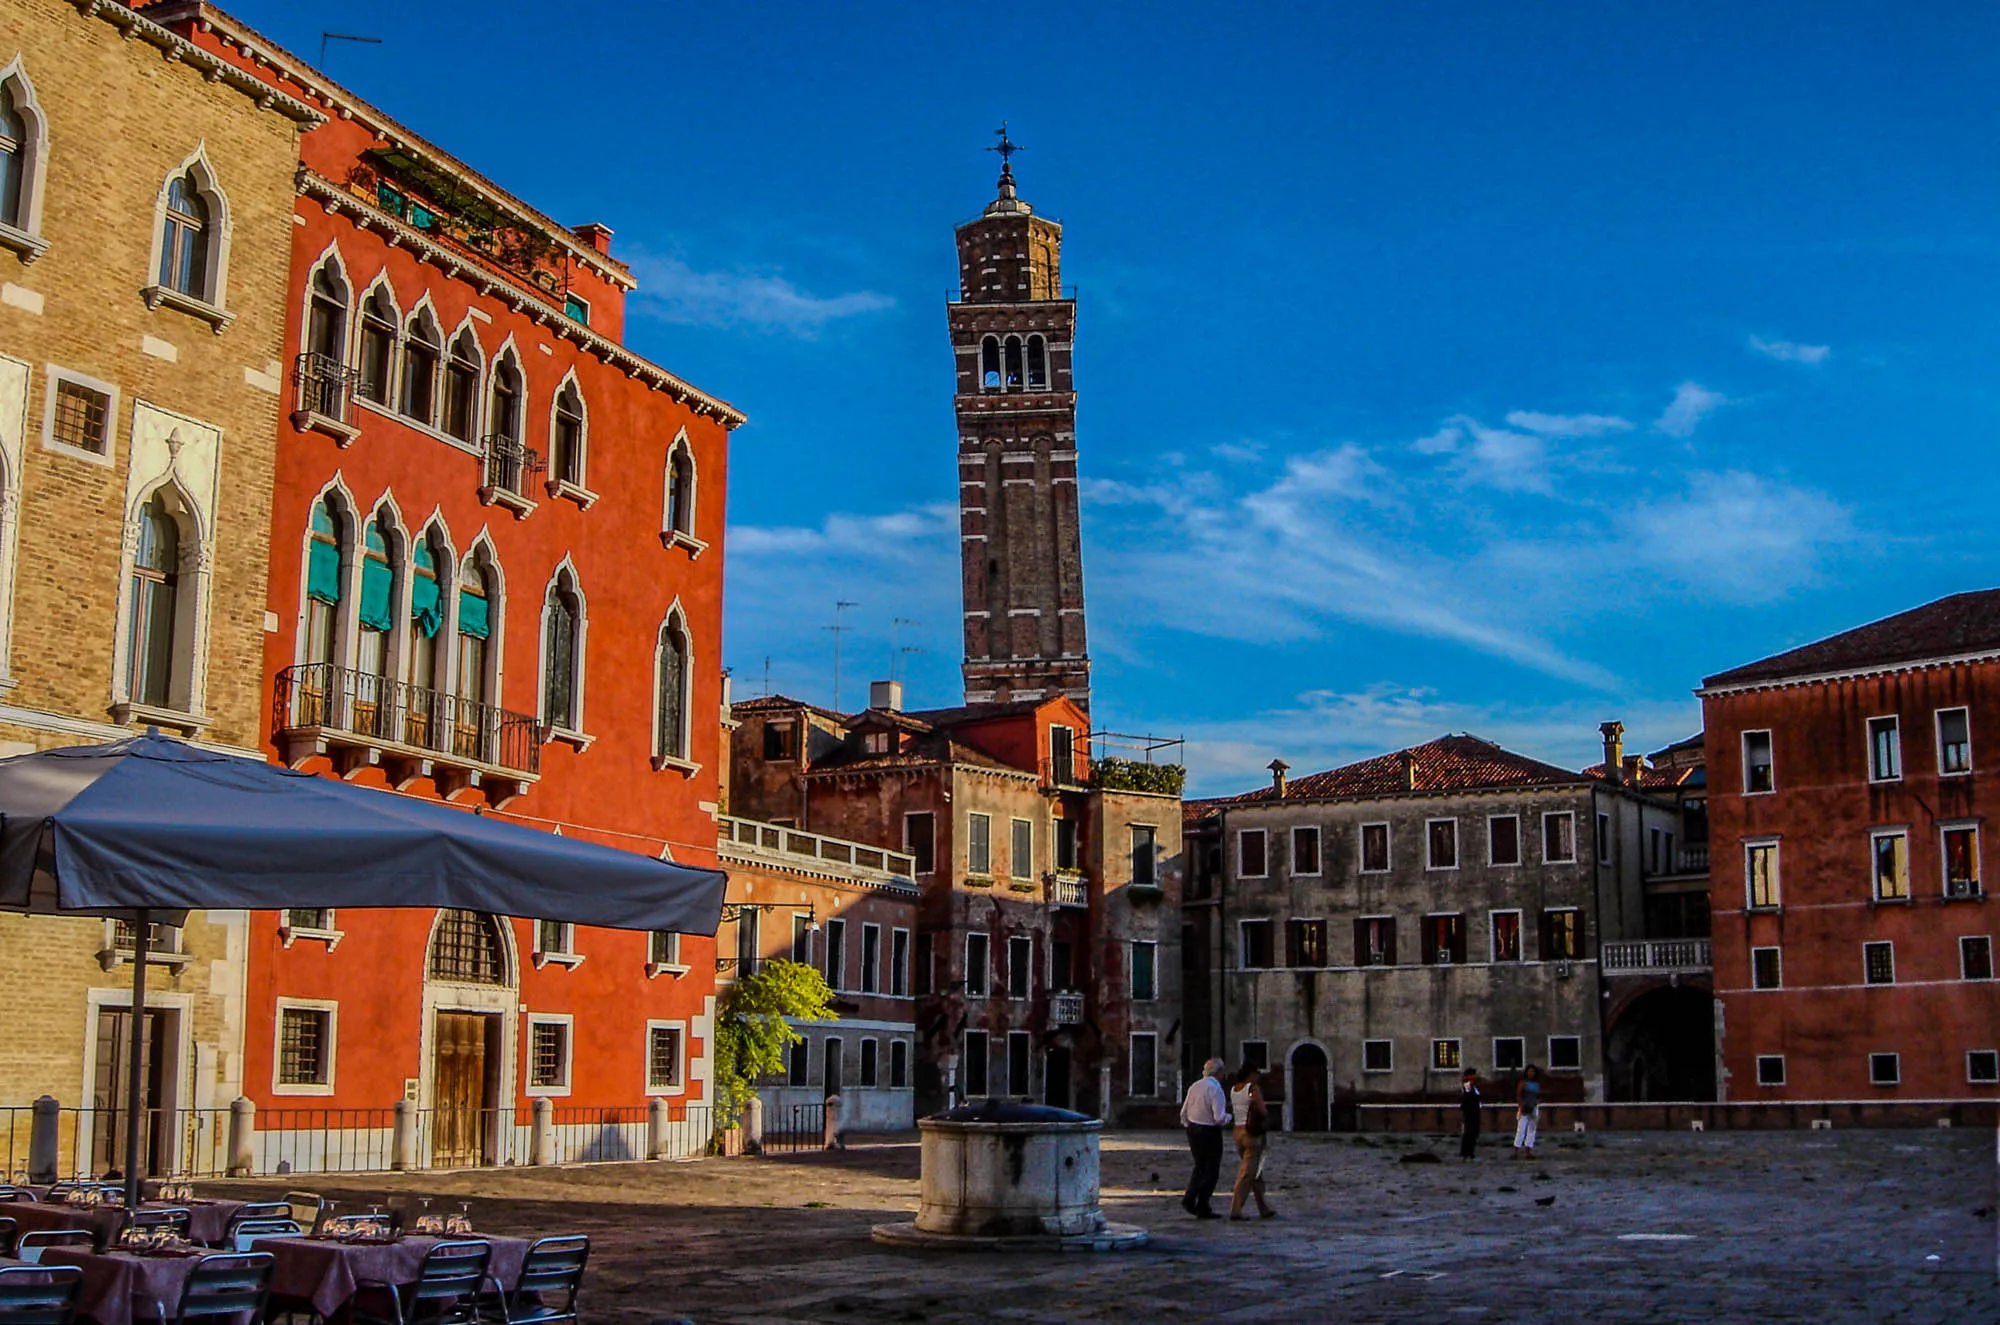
717,815,917,881
293,352,359,423
1049,991,1084,1025
1601,938,1712,974
274,662,540,775
480,434,541,497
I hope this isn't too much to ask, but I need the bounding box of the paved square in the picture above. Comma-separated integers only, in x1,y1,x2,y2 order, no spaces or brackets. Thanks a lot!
234,1128,1999,1322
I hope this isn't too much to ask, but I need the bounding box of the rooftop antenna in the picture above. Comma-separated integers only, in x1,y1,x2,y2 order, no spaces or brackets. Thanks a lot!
760,656,773,699
890,618,921,683
824,601,859,713
318,31,383,75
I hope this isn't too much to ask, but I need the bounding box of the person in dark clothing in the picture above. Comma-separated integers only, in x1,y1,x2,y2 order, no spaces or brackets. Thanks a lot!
1458,1067,1482,1160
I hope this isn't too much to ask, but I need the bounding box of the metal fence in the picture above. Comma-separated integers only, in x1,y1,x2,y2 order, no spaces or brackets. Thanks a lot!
760,1103,826,1154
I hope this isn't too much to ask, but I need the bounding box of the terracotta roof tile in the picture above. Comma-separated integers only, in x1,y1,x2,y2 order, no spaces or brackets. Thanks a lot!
1215,735,1584,806
1704,589,2000,687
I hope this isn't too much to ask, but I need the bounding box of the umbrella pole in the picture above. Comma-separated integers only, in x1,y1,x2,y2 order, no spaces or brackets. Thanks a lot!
123,909,149,1212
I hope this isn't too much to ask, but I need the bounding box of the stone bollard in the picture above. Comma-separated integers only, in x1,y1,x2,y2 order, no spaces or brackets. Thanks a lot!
28,1096,58,1184
227,1097,256,1177
648,1098,670,1160
391,1099,417,1172
744,1095,765,1155
530,1097,555,1166
823,1094,844,1151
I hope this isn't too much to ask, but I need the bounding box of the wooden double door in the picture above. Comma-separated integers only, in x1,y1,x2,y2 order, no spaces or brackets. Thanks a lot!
91,1008,170,1177
432,1012,500,1168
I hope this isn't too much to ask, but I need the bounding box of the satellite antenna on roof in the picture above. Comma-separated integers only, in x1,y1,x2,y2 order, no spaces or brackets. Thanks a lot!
318,31,382,75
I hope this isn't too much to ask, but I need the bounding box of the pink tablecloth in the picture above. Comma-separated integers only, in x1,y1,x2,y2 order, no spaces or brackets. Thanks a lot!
40,1247,220,1325
0,1198,244,1248
265,1235,530,1319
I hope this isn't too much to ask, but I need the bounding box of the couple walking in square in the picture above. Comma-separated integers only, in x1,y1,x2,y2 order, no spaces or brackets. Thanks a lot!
1459,1063,1543,1159
1179,1057,1279,1220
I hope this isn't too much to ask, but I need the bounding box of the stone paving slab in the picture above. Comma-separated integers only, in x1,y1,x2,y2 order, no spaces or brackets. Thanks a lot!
210,1128,1998,1323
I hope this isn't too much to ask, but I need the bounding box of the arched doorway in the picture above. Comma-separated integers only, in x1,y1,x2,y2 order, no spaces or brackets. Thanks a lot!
1606,985,1716,1102
1289,1043,1330,1131
425,910,516,1167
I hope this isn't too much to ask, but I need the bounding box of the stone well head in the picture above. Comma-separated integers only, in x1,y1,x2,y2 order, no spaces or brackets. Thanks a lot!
915,1099,1105,1238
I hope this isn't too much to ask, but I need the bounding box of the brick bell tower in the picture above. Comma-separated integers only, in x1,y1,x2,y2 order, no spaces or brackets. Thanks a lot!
949,127,1090,711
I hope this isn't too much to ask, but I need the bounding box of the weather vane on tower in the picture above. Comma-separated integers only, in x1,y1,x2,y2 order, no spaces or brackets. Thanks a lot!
988,121,1023,172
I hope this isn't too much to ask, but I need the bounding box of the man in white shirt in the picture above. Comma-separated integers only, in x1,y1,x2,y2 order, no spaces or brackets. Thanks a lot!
1179,1057,1232,1219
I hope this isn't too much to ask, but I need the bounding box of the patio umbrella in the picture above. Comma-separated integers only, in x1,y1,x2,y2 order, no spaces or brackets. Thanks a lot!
0,731,728,1207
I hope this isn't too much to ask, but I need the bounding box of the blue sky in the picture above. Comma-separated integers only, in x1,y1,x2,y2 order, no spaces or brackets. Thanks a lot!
233,1,1999,795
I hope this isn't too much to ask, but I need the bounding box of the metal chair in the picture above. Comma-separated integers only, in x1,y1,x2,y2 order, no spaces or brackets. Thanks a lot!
225,1217,301,1252
234,1202,291,1221
13,1231,92,1265
0,1186,37,1203
350,1239,489,1325
40,1184,87,1201
280,1192,323,1232
126,1207,191,1239
479,1235,588,1325
0,1264,82,1325
150,1252,273,1325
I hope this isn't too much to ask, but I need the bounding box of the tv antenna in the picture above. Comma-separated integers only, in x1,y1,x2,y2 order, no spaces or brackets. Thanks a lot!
824,601,859,713
318,32,383,74
890,618,922,683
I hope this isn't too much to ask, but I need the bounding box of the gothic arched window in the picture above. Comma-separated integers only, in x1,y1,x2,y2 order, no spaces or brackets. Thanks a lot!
158,171,210,299
664,441,695,541
980,337,1001,391
442,330,481,441
550,383,585,487
488,353,523,441
355,512,400,737
1026,335,1047,389
357,287,398,404
400,310,441,426
0,74,38,233
428,909,506,984
655,611,689,763
303,495,347,669
542,569,582,732
1003,335,1024,389
127,492,181,707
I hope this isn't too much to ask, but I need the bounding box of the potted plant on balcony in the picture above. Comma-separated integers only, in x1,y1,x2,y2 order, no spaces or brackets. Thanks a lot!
712,959,836,1156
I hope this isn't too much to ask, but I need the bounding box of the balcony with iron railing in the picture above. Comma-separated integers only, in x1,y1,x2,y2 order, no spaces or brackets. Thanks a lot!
716,815,918,886
1601,938,1712,976
273,662,540,800
291,353,361,441
479,434,542,514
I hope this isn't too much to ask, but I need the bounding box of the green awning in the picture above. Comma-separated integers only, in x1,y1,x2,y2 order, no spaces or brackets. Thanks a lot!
306,539,340,606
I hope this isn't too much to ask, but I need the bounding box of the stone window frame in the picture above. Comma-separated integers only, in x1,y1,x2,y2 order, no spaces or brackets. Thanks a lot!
1489,909,1524,963
1542,811,1577,865
860,923,882,996
1862,940,1895,986
1128,1031,1158,1099
889,1039,910,1090
1755,1054,1786,1087
1741,729,1776,796
1236,827,1268,879
1291,824,1322,877
649,600,696,773
1960,934,1994,981
1130,939,1158,1000
644,1019,686,1096
0,58,52,261
1240,1039,1270,1072
964,931,989,999
1491,1036,1526,1073
1940,821,1982,899
1750,945,1782,991
1238,917,1275,970
660,429,704,556
1487,814,1521,868
1358,821,1391,874
1869,827,1910,903
536,557,590,748
1744,838,1782,911
1966,1050,1999,1086
1010,816,1034,881
858,1036,880,1089
41,364,118,467
1866,713,1902,783
1936,706,1974,778
1428,1038,1461,1072
531,920,582,971
271,998,338,1096
110,434,218,735
967,811,993,877
889,927,910,998
542,370,596,507
1867,1052,1900,1087
1425,817,1459,872
1006,934,1032,1001
1361,1039,1393,1074
141,144,234,330
524,1013,574,1097
1546,1036,1583,1072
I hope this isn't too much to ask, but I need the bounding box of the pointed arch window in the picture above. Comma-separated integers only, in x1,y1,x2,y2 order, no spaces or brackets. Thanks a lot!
980,337,1001,391
664,442,696,544
0,77,30,231
303,496,346,669
127,493,181,708
428,909,506,984
453,556,494,761
542,571,582,733
1026,336,1047,389
550,383,585,488
442,331,480,441
655,612,690,765
158,172,211,299
399,312,441,426
489,355,523,441
356,514,399,738
407,530,446,745
306,263,348,361
357,288,397,404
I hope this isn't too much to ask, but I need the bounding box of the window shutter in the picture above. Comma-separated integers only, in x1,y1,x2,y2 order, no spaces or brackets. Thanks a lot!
458,591,490,640
1383,920,1397,967
358,556,394,631
1452,918,1467,964
306,538,342,605
1353,918,1368,966
410,572,442,637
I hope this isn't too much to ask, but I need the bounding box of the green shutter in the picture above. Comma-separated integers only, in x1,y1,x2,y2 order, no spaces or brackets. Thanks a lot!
410,575,442,638
458,591,490,640
306,539,341,605
358,558,393,631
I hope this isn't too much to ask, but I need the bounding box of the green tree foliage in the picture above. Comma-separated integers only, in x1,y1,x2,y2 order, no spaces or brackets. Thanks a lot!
1091,757,1187,797
713,959,837,1127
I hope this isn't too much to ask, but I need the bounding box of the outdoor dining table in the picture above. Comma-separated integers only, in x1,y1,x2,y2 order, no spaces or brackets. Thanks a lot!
263,1233,532,1320
38,1245,219,1325
0,1197,247,1249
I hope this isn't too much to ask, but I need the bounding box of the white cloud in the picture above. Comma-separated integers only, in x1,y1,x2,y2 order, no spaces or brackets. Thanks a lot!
1504,410,1634,437
1411,424,1462,455
1210,440,1265,463
1749,335,1831,366
1631,470,1854,603
1453,417,1554,494
626,249,893,336
1654,382,1728,438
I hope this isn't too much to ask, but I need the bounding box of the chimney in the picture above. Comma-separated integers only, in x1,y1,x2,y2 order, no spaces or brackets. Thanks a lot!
1623,755,1646,786
869,679,904,713
1268,759,1289,798
1599,721,1626,784
570,222,615,256
1400,750,1418,791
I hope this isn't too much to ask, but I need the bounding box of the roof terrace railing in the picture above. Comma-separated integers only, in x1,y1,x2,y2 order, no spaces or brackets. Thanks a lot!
718,815,917,882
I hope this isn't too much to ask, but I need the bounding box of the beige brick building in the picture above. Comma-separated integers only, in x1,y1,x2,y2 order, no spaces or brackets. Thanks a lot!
0,0,315,1174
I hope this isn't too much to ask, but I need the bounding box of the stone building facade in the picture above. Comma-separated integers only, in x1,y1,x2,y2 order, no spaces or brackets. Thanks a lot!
1702,590,2000,1103
0,0,314,1173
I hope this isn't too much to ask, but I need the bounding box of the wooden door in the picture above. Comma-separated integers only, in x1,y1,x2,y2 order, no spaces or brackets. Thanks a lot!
432,1013,491,1168
92,1008,168,1177
1290,1044,1329,1132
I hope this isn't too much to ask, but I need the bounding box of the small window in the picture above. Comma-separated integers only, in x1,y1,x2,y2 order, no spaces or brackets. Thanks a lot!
1938,708,1972,775
0,74,40,233
1488,815,1520,867
763,721,797,761
1543,812,1576,864
968,812,992,875
1492,1037,1525,1072
859,1038,879,1088
1362,1039,1393,1073
1292,826,1322,876
787,1040,809,1086
1863,941,1895,986
1008,935,1032,999
905,813,936,874
441,331,480,441
890,1040,910,1089
1868,1052,1899,1086
649,930,681,968
276,1007,332,1087
1491,911,1522,963
1238,829,1268,878
1285,918,1326,968
528,1019,571,1092
1131,940,1157,999
535,920,574,957
861,925,881,995
1943,826,1981,898
126,492,183,708
1130,1032,1159,1098
1962,935,1994,981
1012,818,1034,879
1430,1039,1461,1071
863,731,890,755
665,442,696,539
1746,842,1781,909
1241,1040,1270,1072
1751,946,1781,990
1424,913,1466,965
1360,823,1390,872
825,918,847,991
563,292,590,325
50,377,112,455
1968,1050,2000,1085
1239,919,1275,969
647,1026,683,1091
965,932,989,998
1354,916,1396,967
1539,909,1581,961
963,1030,990,1098
285,908,332,933
1131,825,1159,886
1867,716,1901,782
1743,730,1774,793
1426,819,1458,870
1547,1036,1582,1071
1756,1055,1786,1087
550,383,585,488
1871,831,1909,901
399,313,440,426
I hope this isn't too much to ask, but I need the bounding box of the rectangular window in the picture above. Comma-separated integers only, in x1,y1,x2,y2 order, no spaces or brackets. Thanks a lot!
1938,708,1973,775
825,918,847,991
1743,730,1774,794
563,292,591,325
1649,827,1665,875
1239,829,1268,878
1863,941,1895,985
890,1040,910,1089
1962,935,1994,980
1131,825,1159,886
1968,1050,2000,1085
791,915,813,965
528,1018,571,1092
1360,823,1390,873
535,920,572,957
905,812,936,874
1541,812,1576,865
1488,815,1520,867
1547,1036,1582,1071
1596,812,1610,861
1239,919,1274,969
1285,919,1327,968
1055,817,1079,871
50,376,112,456
1423,913,1466,965
1354,916,1396,967
1943,826,1982,898
1131,940,1158,999
1008,935,1032,999
1049,724,1077,784
1492,1037,1525,1072
1292,826,1322,876
649,930,681,968
859,1038,879,1088
1007,1031,1031,1096
1050,939,1073,990
1240,1040,1269,1072
1430,1039,1461,1071
1751,946,1782,990
1426,819,1458,870
762,721,797,761
1756,1055,1786,1087
968,813,992,875
1539,909,1581,961
1872,830,1909,901
787,1039,809,1086
1362,1040,1393,1073
861,924,881,994
1867,716,1901,782
1011,818,1034,880
276,1006,332,1088
647,1025,683,1091
914,933,934,995
1746,842,1780,909
1130,1032,1159,1098
1869,1052,1899,1086
963,1030,989,1097
285,908,333,933
1491,911,1522,963
965,932,990,998
890,929,909,997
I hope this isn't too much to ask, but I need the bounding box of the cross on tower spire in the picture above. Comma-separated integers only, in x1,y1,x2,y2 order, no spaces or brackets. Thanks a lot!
987,121,1023,170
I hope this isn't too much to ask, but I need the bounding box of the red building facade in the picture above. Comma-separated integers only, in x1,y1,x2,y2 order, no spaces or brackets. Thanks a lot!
1702,591,2000,1105
150,3,741,1162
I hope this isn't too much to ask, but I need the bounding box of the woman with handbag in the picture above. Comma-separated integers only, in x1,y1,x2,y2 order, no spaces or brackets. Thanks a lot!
1227,1062,1279,1220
